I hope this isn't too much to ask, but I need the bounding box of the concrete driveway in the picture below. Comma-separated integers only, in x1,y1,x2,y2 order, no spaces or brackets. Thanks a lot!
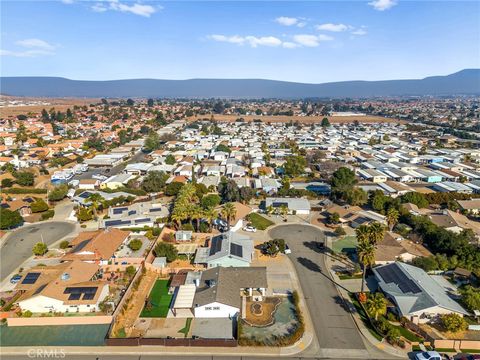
268,224,367,353
0,221,77,280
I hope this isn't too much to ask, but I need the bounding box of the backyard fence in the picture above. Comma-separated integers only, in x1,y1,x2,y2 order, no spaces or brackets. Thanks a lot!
105,337,238,347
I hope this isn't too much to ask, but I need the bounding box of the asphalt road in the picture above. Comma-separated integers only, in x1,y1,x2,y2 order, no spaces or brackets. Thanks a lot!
0,355,398,360
269,224,366,351
0,221,76,280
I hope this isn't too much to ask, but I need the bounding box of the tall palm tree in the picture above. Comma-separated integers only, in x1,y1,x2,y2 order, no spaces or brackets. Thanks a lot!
355,224,370,245
356,236,376,296
366,292,387,320
190,206,204,232
280,204,289,219
386,208,399,231
368,222,386,245
87,193,104,219
171,212,183,230
204,208,218,232
221,202,236,230
266,205,274,215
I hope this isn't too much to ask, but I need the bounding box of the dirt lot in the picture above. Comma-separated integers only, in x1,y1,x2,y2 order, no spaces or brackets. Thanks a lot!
0,97,100,117
188,114,405,124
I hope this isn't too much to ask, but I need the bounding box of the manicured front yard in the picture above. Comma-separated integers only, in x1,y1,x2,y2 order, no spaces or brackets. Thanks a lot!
140,280,172,318
247,213,274,230
332,235,357,254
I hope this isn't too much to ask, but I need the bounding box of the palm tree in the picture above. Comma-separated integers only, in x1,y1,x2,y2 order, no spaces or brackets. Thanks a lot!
204,208,218,232
366,292,387,320
266,205,274,215
87,193,104,219
221,202,236,230
171,212,183,230
368,222,386,245
386,208,399,231
190,206,204,232
355,224,370,245
356,236,376,296
280,204,289,219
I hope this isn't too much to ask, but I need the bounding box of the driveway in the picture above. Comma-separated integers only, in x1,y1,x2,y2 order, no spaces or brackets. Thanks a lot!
268,224,366,352
0,221,76,280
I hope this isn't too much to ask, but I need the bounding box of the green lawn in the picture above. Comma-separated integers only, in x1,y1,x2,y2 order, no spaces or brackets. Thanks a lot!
461,349,480,353
247,213,274,230
392,324,423,342
140,280,172,318
338,273,363,280
332,236,358,254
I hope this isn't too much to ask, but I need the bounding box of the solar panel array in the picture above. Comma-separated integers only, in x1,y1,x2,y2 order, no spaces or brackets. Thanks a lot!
128,210,136,216
112,207,127,215
230,243,243,258
149,207,163,213
72,239,90,253
377,265,422,294
135,218,151,224
105,219,131,226
64,286,98,301
209,237,223,255
21,272,40,284
78,192,92,199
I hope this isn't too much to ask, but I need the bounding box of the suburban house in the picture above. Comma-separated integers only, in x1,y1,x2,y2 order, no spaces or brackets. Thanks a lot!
99,201,168,229
374,232,432,265
457,199,480,215
194,231,254,268
62,228,130,264
264,197,311,215
192,266,268,318
15,261,108,314
373,262,469,323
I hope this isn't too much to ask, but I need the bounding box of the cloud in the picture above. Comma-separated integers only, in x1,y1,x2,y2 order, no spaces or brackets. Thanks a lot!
61,0,75,4
275,16,299,26
316,23,349,32
208,34,282,48
0,49,54,57
15,38,56,51
282,42,300,49
293,34,333,47
90,0,159,17
351,28,368,36
368,0,397,11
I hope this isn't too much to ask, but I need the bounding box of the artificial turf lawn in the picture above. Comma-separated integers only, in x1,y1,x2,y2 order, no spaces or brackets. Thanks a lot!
140,280,173,318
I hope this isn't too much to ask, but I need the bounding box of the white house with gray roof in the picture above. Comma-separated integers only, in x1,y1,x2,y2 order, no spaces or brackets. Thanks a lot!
194,232,254,268
264,197,311,215
373,262,469,323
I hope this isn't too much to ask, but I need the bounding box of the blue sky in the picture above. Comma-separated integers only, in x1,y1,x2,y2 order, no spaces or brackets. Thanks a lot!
1,0,479,82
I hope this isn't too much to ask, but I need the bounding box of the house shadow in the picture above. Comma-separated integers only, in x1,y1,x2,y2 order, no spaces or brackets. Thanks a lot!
303,241,325,254
297,257,322,273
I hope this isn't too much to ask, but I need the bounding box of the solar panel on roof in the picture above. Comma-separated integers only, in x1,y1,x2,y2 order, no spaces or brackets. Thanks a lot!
377,265,421,294
83,293,95,300
72,239,90,253
79,192,92,199
149,207,163,212
112,207,127,215
230,243,243,258
135,218,151,224
105,219,131,226
68,293,82,300
209,237,223,255
128,210,136,216
21,272,40,284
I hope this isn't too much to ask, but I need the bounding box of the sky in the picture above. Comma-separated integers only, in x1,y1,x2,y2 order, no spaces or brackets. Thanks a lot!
1,0,479,83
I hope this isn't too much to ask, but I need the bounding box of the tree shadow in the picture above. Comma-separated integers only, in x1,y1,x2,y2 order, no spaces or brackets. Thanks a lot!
332,294,354,313
296,256,350,292
303,240,325,254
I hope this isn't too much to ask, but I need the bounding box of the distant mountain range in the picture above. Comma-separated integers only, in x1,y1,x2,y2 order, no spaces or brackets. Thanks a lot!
1,69,479,98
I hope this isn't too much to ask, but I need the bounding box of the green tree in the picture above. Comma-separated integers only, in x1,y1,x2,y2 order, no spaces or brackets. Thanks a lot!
461,286,480,312
441,313,468,333
204,208,218,232
0,208,23,229
321,117,331,127
31,199,49,213
1,178,13,188
328,212,340,224
147,98,154,107
87,193,104,218
13,171,34,186
32,242,48,256
216,144,231,153
331,167,357,200
356,225,376,296
201,194,221,209
345,187,368,206
77,207,93,221
165,182,184,196
48,185,68,201
401,192,429,208
125,265,136,276
154,242,178,262
221,202,237,230
142,171,169,193
218,179,240,203
283,155,307,177
165,154,176,165
144,132,161,152
128,239,143,251
386,207,399,231
59,240,70,249
366,293,387,320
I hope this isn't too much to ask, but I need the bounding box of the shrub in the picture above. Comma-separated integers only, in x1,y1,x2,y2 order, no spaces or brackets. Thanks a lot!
32,242,48,256
3,188,47,194
77,207,93,221
22,310,33,318
441,313,468,333
125,265,136,276
334,226,346,236
13,171,34,186
128,239,143,251
1,178,13,188
41,209,55,220
0,208,23,229
59,240,70,249
48,185,68,201
31,198,49,213
154,242,178,262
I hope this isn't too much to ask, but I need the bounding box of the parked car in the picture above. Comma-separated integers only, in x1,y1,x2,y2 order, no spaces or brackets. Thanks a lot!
243,225,257,232
284,244,292,254
10,274,22,284
415,351,442,360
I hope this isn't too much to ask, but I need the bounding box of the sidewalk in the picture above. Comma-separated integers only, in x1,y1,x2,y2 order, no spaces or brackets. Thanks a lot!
324,236,406,359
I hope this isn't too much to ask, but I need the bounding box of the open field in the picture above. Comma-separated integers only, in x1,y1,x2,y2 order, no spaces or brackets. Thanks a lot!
188,114,405,124
0,96,100,117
